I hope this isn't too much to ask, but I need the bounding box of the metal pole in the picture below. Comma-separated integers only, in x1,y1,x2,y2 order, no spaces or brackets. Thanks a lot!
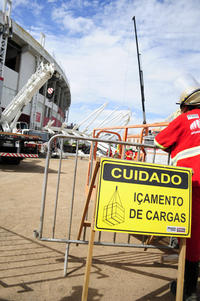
52,138,63,238
63,140,79,276
41,82,47,128
132,16,146,124
38,143,51,238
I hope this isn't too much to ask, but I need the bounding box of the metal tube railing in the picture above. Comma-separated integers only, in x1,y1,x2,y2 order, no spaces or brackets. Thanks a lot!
52,138,63,238
35,132,172,276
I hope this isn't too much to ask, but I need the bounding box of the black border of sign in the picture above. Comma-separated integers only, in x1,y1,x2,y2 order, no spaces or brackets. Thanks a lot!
95,158,192,237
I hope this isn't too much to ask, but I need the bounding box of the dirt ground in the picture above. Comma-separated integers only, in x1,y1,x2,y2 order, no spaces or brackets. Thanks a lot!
0,157,187,301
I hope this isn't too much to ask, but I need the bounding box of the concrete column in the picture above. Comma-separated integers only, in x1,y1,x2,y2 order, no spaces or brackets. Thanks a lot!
56,86,61,125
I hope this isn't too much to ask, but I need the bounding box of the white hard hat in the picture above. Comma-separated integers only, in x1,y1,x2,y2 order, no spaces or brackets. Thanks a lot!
175,74,200,107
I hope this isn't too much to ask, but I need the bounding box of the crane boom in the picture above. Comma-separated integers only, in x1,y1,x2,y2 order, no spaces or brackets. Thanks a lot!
0,61,54,132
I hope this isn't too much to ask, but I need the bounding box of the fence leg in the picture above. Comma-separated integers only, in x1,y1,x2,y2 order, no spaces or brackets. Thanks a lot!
63,243,70,277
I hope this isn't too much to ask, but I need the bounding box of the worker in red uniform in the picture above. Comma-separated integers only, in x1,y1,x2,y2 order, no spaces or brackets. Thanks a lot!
125,148,134,160
154,75,200,301
106,148,112,157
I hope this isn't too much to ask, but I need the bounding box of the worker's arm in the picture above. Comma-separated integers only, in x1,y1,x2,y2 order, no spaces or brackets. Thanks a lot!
154,138,171,153
154,114,182,151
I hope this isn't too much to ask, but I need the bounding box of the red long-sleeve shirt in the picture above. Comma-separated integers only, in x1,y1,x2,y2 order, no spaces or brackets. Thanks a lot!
154,108,200,186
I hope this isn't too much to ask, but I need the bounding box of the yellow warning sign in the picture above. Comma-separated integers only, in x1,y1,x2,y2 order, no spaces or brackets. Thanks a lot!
95,158,192,237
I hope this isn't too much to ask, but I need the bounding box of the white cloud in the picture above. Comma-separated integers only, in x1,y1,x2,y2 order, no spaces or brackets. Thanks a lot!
63,14,94,34
52,7,94,34
12,0,43,15
11,0,28,8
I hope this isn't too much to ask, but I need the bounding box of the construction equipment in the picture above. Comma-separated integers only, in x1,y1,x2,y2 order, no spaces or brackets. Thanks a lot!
44,103,132,156
0,61,54,163
0,62,54,132
132,16,146,124
0,0,56,164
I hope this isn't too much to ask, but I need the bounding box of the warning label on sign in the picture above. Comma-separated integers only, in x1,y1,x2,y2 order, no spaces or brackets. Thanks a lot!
95,158,192,237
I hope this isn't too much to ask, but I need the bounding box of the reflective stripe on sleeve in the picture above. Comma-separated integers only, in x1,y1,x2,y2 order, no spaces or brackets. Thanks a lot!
154,138,168,150
171,146,200,166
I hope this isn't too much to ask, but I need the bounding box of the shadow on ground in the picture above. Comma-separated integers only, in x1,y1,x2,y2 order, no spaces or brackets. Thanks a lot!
0,158,63,174
0,226,190,301
60,285,103,301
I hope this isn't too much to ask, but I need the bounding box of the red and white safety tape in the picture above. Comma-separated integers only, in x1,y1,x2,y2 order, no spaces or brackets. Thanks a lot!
0,153,39,158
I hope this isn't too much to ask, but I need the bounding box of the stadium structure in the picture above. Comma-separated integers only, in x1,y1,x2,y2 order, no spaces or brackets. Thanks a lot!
0,0,71,131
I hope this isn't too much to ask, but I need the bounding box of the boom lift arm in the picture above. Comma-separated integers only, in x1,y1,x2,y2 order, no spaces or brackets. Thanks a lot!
0,62,54,132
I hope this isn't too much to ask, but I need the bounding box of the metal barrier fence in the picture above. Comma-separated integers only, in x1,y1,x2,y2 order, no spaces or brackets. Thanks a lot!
34,133,172,276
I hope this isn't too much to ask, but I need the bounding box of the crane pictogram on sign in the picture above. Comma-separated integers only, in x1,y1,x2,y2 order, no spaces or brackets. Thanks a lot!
103,186,125,226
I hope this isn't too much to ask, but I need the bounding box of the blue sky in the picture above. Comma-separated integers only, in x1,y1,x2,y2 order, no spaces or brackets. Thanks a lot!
2,0,200,130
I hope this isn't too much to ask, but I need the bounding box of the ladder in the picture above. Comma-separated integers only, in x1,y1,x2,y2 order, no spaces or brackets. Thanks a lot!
0,62,54,132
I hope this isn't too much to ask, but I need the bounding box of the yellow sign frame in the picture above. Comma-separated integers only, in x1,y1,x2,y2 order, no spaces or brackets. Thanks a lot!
95,158,192,237
80,159,188,301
